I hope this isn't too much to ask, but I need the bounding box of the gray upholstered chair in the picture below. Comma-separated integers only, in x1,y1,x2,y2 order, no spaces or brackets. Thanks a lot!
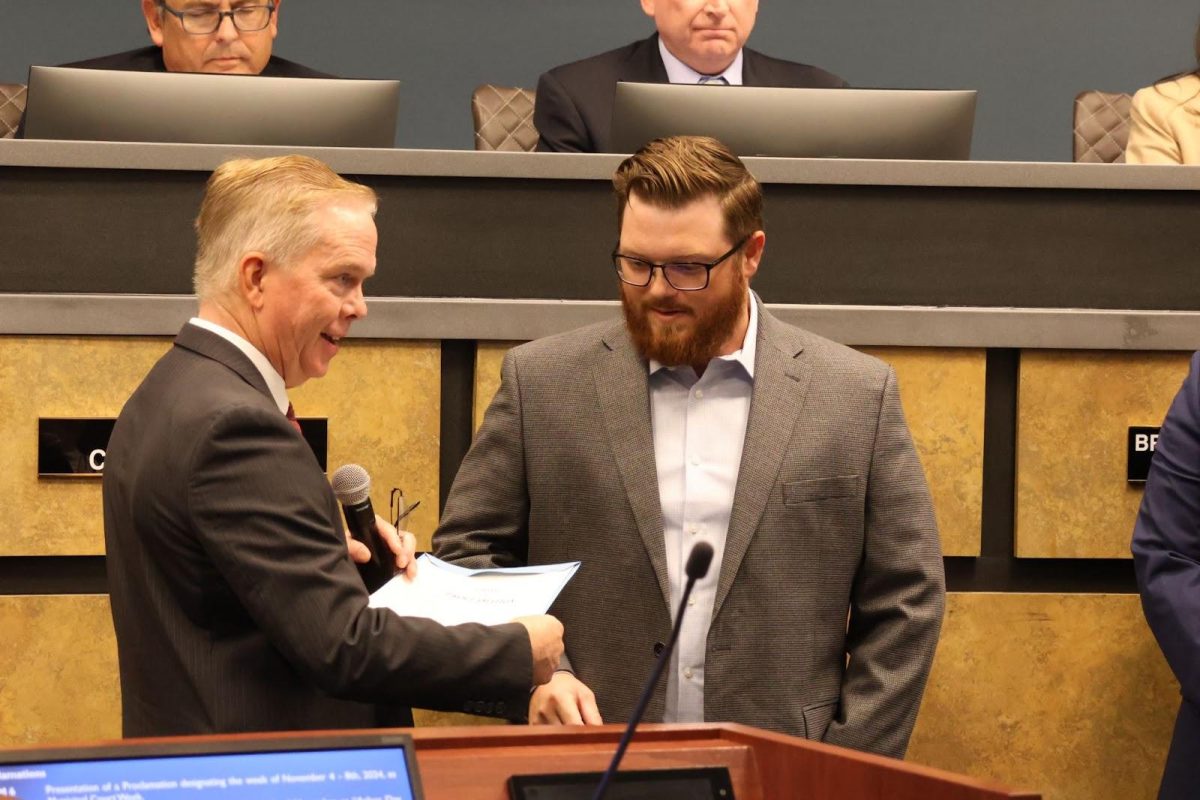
1073,90,1132,163
0,83,27,139
471,84,538,152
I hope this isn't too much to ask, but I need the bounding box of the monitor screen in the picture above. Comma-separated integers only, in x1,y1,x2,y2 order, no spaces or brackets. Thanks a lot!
611,83,977,160
0,733,423,800
22,66,400,148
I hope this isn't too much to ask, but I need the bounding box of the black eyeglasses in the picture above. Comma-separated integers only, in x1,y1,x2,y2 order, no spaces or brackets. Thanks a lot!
159,1,276,35
612,235,749,291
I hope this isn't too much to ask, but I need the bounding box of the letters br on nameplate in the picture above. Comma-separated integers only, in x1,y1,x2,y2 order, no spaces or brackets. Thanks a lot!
37,417,329,478
1127,426,1161,483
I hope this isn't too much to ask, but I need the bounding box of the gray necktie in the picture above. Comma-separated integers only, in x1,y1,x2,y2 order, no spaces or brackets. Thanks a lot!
698,75,729,85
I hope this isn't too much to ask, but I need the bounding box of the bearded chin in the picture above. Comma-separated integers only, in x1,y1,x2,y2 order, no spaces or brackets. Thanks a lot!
621,271,748,368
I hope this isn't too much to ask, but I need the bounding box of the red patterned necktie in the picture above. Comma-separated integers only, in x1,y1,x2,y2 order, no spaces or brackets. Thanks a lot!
285,402,303,435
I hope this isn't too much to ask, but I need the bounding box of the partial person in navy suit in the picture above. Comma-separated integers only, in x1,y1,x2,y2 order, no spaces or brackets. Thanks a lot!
1132,351,1200,799
534,0,845,153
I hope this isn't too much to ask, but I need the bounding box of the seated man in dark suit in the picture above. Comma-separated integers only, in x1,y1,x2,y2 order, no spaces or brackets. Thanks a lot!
534,0,846,152
102,154,564,736
101,0,326,76
16,1,326,137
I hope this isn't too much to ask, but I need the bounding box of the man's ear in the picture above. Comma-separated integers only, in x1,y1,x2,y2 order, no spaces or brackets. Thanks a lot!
741,230,766,280
238,254,269,311
640,0,656,19
141,0,166,47
269,0,282,39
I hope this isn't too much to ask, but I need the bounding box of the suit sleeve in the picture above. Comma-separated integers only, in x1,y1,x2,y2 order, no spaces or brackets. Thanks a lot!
433,350,580,687
823,367,946,758
534,70,593,153
434,348,533,567
187,403,533,715
1133,353,1200,703
1127,86,1183,165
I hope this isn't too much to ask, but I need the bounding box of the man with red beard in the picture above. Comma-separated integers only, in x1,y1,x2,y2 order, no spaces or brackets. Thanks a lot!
434,136,944,759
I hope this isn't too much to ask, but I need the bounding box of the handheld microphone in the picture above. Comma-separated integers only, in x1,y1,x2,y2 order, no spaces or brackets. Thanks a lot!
591,541,715,800
331,463,394,589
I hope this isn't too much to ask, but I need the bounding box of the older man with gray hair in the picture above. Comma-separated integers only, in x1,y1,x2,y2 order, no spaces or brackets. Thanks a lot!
103,154,563,736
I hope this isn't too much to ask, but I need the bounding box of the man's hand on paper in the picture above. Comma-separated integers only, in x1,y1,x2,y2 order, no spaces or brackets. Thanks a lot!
514,615,566,686
529,671,603,725
345,514,418,579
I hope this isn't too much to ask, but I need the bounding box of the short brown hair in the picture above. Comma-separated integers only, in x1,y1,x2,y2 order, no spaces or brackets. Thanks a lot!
193,155,377,300
612,136,763,244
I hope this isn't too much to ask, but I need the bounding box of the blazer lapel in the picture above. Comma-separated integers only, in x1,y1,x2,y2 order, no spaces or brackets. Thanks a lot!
593,321,672,609
741,47,765,87
714,303,811,615
618,33,671,84
174,323,274,401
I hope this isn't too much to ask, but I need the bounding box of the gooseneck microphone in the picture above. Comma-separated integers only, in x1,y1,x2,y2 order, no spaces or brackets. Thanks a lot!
331,464,394,589
591,541,715,800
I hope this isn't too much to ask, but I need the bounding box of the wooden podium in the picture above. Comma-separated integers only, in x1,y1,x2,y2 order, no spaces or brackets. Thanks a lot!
410,723,1039,799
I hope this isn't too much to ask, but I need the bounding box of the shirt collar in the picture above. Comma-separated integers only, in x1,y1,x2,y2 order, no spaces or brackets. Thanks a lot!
648,290,758,379
189,317,290,415
658,37,745,86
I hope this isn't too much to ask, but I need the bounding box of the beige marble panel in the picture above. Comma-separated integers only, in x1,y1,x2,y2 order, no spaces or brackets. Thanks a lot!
474,343,521,432
908,593,1178,800
0,337,172,556
1016,351,1191,558
0,337,441,556
861,348,985,557
291,340,441,550
476,343,984,555
0,595,120,746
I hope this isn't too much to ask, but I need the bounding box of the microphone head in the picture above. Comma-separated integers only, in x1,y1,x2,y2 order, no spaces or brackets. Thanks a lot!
685,541,714,580
331,463,372,505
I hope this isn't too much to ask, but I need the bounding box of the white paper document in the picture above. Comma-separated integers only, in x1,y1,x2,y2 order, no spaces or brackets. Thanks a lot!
368,554,581,627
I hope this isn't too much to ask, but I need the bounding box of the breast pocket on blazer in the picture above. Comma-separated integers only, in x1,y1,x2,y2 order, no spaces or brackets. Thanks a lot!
783,475,860,505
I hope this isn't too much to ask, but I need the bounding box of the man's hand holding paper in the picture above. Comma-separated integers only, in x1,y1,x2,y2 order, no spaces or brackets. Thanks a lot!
370,555,579,688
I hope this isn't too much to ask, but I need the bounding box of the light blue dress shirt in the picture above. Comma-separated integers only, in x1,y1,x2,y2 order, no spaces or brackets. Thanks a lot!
657,37,745,86
650,293,757,722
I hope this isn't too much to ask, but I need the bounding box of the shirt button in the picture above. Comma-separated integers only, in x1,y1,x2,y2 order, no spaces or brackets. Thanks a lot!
690,455,700,466
684,668,694,680
695,389,704,399
688,598,696,607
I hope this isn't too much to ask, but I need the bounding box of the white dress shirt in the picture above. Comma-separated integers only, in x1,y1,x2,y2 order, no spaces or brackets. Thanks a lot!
650,293,757,722
658,37,745,86
188,317,289,415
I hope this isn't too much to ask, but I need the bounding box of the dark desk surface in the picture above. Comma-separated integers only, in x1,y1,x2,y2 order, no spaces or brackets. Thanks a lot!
2,142,1198,348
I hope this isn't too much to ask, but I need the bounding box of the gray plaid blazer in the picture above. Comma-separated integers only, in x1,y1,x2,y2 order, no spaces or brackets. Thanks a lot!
434,300,944,758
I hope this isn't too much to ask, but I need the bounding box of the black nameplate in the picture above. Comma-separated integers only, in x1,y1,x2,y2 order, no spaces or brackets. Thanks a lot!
38,417,329,477
1128,426,1161,483
508,767,734,800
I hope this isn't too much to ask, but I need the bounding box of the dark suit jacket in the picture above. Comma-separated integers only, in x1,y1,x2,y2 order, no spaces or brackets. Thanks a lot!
1133,351,1200,798
434,302,944,758
103,324,532,736
15,46,331,138
534,34,847,153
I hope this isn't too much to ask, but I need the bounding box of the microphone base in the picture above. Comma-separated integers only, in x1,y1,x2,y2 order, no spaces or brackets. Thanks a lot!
508,766,735,799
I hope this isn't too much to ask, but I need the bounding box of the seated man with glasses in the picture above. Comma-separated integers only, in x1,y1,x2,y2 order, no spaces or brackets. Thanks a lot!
16,1,325,136
434,135,945,759
101,1,324,76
